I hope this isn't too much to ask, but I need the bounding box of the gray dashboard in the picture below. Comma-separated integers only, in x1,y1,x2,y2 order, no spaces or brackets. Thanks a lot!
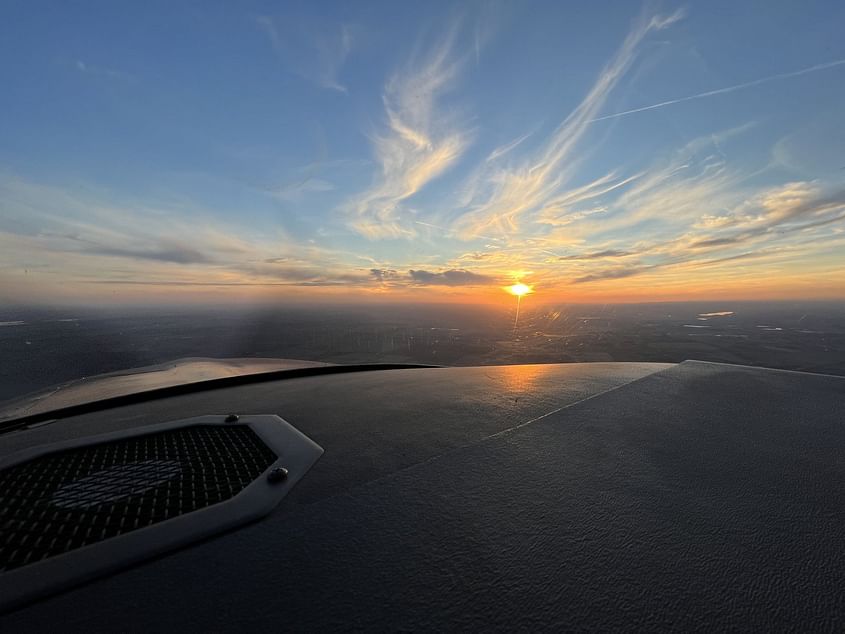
1,361,843,631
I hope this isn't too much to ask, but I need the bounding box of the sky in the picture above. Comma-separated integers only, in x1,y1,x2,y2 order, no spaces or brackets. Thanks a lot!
1,0,844,306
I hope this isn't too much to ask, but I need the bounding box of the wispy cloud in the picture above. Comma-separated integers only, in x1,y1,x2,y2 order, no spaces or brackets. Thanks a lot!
436,103,844,290
451,8,685,238
345,23,472,239
550,123,758,244
39,232,214,264
590,58,845,123
563,180,845,286
485,130,535,162
536,172,641,226
409,268,495,286
685,181,845,249
558,249,634,261
256,16,353,92
0,174,368,292
572,266,651,284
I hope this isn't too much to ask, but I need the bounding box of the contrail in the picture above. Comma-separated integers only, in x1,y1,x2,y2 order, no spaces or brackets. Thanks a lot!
590,58,845,123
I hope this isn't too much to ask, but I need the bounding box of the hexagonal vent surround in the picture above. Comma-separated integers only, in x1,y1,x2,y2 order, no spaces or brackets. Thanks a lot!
0,415,322,611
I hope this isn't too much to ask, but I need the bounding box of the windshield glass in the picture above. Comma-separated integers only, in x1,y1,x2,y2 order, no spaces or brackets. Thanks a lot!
1,2,844,403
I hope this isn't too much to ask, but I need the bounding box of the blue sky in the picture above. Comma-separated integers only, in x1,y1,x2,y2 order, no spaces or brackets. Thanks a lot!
1,1,844,304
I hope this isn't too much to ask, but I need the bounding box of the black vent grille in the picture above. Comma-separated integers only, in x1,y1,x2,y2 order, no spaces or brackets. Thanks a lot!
0,425,277,572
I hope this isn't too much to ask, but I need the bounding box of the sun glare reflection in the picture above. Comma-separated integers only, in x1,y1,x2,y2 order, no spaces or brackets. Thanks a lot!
496,363,551,395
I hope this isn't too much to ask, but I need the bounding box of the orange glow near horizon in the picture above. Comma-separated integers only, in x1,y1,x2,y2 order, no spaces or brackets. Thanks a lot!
4,264,845,308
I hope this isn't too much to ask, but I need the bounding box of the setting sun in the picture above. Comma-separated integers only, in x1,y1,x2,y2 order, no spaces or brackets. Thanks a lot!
506,283,534,297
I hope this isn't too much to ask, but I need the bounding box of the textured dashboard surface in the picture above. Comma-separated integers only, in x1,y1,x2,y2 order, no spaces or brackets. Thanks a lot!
0,362,667,506
2,361,844,631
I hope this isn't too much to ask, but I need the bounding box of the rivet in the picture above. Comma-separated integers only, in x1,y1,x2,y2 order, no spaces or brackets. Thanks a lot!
267,467,289,483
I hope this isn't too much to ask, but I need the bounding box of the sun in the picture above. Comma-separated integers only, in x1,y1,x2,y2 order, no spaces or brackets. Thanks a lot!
505,283,533,297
